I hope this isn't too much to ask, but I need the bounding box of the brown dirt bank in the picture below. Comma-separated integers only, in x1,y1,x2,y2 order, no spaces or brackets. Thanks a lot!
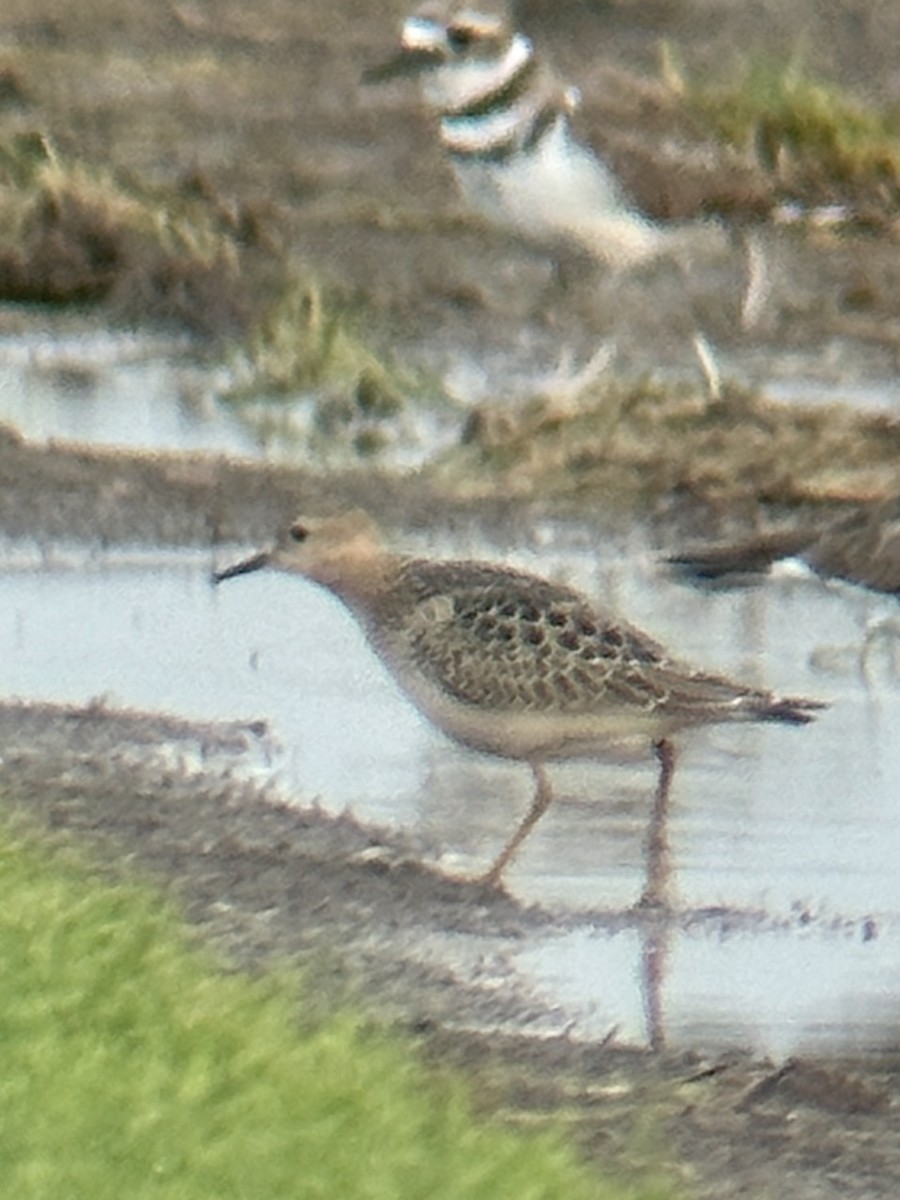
2,697,900,1200
0,419,553,556
1,398,897,592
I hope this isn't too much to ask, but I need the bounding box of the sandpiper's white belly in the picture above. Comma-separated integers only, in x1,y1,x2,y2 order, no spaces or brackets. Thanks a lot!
386,643,668,763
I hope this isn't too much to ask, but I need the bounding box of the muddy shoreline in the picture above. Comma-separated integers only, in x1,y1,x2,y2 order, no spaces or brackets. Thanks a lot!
2,693,900,1200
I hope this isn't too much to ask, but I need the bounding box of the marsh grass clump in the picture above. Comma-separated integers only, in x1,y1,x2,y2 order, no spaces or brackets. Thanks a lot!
228,275,380,397
0,132,257,332
0,131,413,450
432,375,900,517
685,57,900,211
223,273,436,459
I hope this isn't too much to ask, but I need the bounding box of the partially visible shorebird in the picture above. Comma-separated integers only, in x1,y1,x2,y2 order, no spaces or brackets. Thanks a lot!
666,495,900,597
214,511,825,890
363,0,765,329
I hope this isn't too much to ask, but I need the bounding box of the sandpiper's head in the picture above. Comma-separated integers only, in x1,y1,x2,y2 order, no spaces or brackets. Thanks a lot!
213,510,389,599
364,2,518,94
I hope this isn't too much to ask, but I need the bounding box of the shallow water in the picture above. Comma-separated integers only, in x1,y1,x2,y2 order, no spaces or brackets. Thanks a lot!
0,328,257,456
2,327,899,1052
1,326,896,472
0,325,459,467
3,534,898,1056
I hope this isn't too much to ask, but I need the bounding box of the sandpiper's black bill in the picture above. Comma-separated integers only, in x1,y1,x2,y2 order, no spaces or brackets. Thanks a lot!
212,551,270,584
362,47,443,84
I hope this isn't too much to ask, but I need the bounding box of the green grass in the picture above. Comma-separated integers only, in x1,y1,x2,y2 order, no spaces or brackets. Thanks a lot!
685,55,900,198
0,820,670,1200
224,274,405,454
228,274,386,398
221,272,448,461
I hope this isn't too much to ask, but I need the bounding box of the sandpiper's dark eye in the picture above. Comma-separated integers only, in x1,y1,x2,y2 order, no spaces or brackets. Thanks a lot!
447,25,476,50
289,522,309,543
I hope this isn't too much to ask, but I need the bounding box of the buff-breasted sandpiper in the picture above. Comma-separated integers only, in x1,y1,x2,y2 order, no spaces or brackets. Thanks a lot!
214,510,825,889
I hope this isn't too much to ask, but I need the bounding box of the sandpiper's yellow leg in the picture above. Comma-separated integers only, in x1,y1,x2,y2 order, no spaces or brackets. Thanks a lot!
477,763,554,889
636,738,676,910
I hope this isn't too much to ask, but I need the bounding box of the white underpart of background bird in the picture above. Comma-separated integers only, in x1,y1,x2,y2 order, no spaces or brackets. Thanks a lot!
390,6,663,271
367,1,767,329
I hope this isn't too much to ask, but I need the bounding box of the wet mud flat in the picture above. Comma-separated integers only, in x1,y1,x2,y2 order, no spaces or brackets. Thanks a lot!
3,697,900,1200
